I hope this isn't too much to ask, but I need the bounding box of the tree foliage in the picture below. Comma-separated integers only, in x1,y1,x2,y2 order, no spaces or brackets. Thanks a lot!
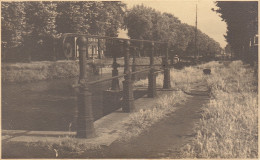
2,2,222,61
1,1,126,61
56,2,89,34
1,2,26,48
213,1,258,61
56,1,126,36
125,5,222,58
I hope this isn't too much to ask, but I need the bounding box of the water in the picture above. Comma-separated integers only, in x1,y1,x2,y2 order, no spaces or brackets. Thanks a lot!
2,70,148,131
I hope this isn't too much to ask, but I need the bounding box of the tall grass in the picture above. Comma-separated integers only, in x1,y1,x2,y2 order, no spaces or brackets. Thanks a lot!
2,60,80,83
181,61,258,158
2,57,163,83
122,62,212,141
119,91,188,141
134,64,206,92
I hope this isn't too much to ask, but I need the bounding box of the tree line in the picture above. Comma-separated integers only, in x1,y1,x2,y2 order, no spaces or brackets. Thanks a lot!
2,1,222,62
125,4,222,60
1,1,126,61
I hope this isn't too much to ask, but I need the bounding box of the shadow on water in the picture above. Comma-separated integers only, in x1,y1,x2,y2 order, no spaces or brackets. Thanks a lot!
2,70,148,132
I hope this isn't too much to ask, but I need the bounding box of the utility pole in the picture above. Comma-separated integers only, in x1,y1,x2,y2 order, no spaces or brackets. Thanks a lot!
195,3,199,59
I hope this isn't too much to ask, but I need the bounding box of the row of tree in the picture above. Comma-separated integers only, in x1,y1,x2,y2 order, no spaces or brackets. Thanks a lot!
125,5,222,59
2,2,222,62
214,1,258,64
2,1,126,61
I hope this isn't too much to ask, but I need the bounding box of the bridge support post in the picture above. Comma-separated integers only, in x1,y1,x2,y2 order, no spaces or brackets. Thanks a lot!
122,40,135,112
163,43,171,89
98,39,101,59
76,37,95,138
53,38,57,61
103,40,121,115
132,47,136,81
148,42,157,98
111,56,120,90
86,38,89,60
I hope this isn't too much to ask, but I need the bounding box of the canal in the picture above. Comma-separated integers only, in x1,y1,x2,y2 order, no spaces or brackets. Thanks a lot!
2,68,148,132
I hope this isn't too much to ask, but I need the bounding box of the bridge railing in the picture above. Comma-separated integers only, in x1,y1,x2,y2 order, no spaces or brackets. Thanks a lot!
65,34,171,138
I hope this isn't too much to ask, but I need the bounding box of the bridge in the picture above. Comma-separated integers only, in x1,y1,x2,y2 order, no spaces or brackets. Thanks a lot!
64,34,173,138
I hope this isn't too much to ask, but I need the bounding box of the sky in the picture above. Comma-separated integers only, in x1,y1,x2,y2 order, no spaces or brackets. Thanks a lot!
118,0,227,48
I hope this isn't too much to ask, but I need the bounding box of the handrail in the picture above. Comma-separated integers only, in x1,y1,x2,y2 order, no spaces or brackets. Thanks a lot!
86,68,163,85
127,64,164,67
88,74,126,85
154,69,164,74
61,33,167,44
131,68,150,74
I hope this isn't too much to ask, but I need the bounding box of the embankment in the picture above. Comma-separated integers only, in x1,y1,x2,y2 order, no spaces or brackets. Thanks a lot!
181,61,258,158
2,57,162,84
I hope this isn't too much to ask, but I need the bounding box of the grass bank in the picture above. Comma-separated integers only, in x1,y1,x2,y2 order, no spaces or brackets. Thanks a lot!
2,60,80,83
118,90,188,141
180,61,258,158
2,57,162,84
134,61,214,92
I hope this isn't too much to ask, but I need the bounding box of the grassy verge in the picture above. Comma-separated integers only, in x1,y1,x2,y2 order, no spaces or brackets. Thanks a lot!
118,90,188,141
2,57,162,84
134,61,214,92
125,63,214,140
180,61,258,158
2,60,80,83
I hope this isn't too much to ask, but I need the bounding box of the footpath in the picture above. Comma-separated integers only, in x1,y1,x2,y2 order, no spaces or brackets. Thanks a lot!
78,83,210,158
2,82,210,158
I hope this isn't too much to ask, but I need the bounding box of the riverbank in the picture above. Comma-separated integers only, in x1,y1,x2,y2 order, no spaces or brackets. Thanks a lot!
2,88,187,158
3,60,254,158
2,60,209,158
180,61,258,158
2,57,162,84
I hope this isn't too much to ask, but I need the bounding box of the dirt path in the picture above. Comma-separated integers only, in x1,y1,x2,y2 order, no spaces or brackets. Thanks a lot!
75,93,209,158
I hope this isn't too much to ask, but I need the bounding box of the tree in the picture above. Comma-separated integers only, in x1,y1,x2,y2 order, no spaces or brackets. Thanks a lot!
125,5,222,59
213,1,258,62
56,1,126,36
1,2,26,49
25,2,58,39
102,1,126,37
56,2,91,34
23,1,58,60
125,5,154,40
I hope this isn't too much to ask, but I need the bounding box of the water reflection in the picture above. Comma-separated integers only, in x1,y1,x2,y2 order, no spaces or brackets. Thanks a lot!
2,69,148,131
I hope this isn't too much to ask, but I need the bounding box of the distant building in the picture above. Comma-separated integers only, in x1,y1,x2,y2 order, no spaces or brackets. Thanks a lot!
249,34,258,63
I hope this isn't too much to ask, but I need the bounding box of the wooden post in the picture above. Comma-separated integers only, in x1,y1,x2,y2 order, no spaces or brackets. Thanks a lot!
163,43,171,89
170,50,174,65
86,39,89,60
98,39,101,59
53,38,57,61
92,45,94,59
122,40,135,112
148,42,157,98
74,37,77,59
111,55,120,91
132,46,136,81
76,37,95,138
79,38,87,80
140,41,144,57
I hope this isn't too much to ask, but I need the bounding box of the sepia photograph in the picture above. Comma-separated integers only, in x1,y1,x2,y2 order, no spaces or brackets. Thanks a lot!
1,0,258,159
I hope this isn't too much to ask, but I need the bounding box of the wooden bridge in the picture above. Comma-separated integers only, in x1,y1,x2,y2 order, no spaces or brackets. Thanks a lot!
63,34,173,138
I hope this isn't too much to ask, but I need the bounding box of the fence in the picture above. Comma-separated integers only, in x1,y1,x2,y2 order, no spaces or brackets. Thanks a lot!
62,34,171,138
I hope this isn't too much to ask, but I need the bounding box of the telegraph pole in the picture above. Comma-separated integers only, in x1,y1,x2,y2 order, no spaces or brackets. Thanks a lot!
195,3,199,59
